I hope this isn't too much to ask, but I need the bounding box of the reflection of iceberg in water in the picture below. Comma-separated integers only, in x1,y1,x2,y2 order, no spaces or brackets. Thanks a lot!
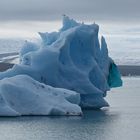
0,16,122,116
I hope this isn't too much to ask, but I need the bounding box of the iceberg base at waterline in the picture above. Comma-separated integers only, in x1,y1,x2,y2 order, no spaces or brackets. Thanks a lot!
0,16,122,116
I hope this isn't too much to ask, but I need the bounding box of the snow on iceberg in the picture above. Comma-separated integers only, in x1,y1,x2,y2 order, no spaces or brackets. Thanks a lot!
0,75,81,116
0,16,122,115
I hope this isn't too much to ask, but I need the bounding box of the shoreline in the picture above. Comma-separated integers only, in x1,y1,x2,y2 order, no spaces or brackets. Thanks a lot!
0,63,14,72
118,65,140,76
0,62,140,76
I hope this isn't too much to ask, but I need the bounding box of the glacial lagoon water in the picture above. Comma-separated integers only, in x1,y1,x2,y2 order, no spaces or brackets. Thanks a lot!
0,77,140,140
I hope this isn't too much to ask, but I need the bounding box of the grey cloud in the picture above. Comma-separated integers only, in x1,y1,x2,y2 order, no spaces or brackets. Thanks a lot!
0,0,139,21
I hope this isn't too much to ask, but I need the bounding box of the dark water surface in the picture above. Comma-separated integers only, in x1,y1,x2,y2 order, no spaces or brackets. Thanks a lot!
0,77,140,140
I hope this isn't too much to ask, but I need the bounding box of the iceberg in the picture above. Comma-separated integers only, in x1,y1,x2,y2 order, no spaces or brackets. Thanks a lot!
0,75,81,116
0,16,122,116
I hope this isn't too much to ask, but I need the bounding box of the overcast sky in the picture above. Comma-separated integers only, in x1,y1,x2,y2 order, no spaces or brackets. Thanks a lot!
0,0,140,38
0,0,139,22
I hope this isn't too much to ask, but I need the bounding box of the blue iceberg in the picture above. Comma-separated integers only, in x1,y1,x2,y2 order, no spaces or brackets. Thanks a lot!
0,16,122,116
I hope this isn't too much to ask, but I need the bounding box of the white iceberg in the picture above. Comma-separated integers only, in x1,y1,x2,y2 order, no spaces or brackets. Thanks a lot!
0,16,122,115
0,75,81,116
